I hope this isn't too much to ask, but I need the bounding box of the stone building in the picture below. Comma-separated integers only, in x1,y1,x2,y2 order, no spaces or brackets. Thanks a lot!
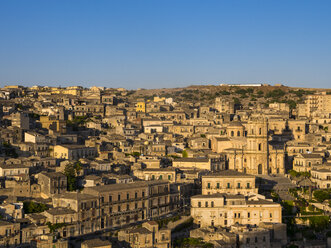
301,92,331,117
201,170,258,196
225,116,286,175
49,181,178,237
53,145,97,160
311,168,331,188
173,158,212,171
81,238,112,248
37,172,67,198
191,194,282,228
293,153,323,172
118,221,171,248
0,220,20,247
214,98,235,114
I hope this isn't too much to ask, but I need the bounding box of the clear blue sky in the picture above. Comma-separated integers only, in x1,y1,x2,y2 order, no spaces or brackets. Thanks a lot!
0,0,330,89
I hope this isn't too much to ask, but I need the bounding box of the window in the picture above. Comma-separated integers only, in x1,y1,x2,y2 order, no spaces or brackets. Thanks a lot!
135,192,138,199
159,175,163,180
259,128,262,135
237,183,241,188
246,238,250,244
118,205,121,212
101,197,104,203
207,183,211,189
258,144,261,151
142,192,145,198
205,202,208,207
255,237,258,243
270,213,273,218
216,183,220,189
127,193,129,200
237,131,240,136
118,194,121,201
247,183,250,189
109,207,112,213
211,201,214,207
126,204,130,211
198,202,201,207
231,131,234,137
168,175,171,180
227,183,230,188
248,212,250,218
109,195,112,202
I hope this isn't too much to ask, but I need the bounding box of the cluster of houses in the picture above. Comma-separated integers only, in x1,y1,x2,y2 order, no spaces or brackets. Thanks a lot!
0,85,331,247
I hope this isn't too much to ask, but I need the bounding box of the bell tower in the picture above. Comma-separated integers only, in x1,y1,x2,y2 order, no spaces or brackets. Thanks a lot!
245,116,269,175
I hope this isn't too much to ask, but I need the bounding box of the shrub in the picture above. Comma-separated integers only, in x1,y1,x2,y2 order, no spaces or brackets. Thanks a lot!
313,190,330,203
23,201,49,214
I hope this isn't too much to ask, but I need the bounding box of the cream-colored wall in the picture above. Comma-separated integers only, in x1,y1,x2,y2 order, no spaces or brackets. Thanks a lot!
191,197,282,228
202,176,257,195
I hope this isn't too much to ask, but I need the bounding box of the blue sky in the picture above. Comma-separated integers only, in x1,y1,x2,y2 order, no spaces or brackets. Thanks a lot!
0,0,330,89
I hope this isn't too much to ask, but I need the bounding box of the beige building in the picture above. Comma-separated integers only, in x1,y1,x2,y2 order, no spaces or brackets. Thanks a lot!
0,220,20,247
173,158,212,171
133,168,179,183
311,168,331,188
293,153,323,172
48,180,178,237
303,92,331,117
0,164,29,177
81,239,112,248
37,172,67,198
10,112,29,130
191,193,282,228
201,170,258,196
214,98,235,114
118,221,171,248
225,116,285,175
190,223,287,248
39,115,66,134
53,145,97,160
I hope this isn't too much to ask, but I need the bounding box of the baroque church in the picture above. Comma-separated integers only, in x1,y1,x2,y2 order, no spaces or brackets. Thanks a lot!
212,115,285,175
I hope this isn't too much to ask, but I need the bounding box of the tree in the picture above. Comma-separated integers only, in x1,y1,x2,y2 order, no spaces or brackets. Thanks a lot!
64,162,82,191
313,190,330,203
233,97,240,105
308,216,329,231
23,201,48,213
182,150,188,158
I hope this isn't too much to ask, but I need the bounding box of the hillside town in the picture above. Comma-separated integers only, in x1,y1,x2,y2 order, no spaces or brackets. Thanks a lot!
1,84,331,248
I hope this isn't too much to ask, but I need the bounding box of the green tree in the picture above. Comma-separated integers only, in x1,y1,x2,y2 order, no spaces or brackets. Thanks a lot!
182,150,188,158
308,216,329,231
64,162,82,191
233,97,240,105
313,190,330,203
23,201,49,213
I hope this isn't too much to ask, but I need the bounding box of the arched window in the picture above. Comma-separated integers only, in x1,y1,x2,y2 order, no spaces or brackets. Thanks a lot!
237,131,240,137
259,128,262,135
231,131,234,137
258,164,263,174
258,144,262,151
